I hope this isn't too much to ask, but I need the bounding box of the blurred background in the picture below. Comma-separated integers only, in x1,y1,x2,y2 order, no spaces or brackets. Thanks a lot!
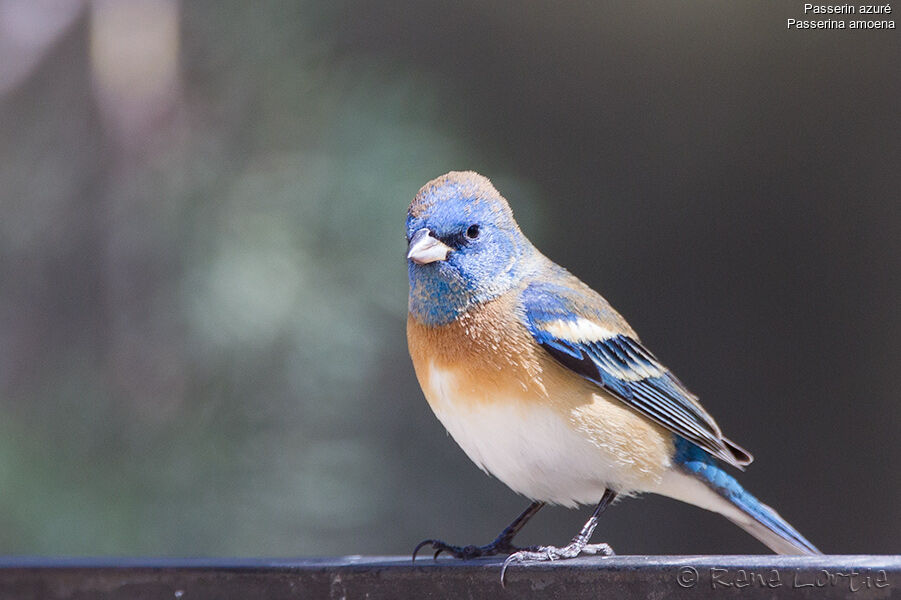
0,0,898,557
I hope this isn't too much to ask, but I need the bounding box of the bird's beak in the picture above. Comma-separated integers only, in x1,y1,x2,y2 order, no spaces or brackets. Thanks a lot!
407,228,452,265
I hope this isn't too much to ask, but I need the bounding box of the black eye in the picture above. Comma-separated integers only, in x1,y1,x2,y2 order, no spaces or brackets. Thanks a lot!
465,224,480,239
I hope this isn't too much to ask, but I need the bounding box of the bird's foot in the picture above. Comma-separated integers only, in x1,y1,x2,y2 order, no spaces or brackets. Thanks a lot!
412,537,534,562
500,541,614,584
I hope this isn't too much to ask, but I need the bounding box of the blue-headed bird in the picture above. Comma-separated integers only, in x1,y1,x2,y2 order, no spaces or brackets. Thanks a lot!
406,171,820,575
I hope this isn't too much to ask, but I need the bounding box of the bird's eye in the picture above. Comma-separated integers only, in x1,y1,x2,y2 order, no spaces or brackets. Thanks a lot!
465,224,480,240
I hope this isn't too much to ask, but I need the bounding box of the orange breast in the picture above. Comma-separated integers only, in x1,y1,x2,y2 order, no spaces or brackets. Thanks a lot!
411,296,523,396
407,293,598,411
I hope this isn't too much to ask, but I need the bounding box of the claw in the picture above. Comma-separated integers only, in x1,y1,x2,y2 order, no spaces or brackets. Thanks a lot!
499,553,520,587
411,539,437,563
413,538,475,562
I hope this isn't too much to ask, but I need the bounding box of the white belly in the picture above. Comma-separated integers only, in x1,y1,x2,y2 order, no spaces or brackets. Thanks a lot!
425,364,653,507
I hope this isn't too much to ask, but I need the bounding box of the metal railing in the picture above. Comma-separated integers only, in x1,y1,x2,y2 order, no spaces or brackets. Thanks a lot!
1,555,899,599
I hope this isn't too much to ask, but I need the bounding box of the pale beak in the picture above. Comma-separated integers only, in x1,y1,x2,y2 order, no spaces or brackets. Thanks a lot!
407,228,452,265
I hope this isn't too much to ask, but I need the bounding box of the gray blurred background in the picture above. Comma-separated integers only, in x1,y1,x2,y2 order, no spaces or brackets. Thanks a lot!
0,0,898,557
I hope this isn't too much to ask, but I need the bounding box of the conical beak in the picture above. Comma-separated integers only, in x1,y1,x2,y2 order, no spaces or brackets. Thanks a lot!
407,228,452,265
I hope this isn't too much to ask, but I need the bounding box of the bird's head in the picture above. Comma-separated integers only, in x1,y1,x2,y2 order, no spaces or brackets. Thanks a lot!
406,171,535,325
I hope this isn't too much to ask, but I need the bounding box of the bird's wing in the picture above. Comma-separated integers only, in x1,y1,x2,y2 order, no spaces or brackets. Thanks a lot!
521,279,752,469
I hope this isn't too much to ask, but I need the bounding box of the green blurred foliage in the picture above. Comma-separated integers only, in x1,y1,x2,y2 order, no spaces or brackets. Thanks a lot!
0,0,540,554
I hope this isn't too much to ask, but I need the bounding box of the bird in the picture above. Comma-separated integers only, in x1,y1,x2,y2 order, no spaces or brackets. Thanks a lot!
405,171,820,578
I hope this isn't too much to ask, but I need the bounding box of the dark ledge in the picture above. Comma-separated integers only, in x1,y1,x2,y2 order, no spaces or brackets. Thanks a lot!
1,555,899,599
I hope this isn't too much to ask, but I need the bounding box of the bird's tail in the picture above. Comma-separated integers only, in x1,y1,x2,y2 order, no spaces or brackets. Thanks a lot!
662,439,821,555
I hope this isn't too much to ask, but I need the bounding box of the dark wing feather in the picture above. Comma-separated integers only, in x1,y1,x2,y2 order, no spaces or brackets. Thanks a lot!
522,280,752,469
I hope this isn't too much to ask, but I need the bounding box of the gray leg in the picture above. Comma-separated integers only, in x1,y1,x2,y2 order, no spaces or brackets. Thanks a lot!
500,489,617,583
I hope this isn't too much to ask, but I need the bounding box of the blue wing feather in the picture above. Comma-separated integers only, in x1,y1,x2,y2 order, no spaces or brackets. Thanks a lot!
521,280,752,469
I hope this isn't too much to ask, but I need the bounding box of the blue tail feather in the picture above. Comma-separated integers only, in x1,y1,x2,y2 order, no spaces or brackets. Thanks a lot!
674,437,821,554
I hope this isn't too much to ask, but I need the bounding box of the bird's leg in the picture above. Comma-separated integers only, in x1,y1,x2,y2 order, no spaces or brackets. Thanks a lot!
500,489,617,582
412,500,545,562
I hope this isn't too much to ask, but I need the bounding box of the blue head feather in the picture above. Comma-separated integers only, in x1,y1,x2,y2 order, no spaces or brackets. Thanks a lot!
406,171,535,325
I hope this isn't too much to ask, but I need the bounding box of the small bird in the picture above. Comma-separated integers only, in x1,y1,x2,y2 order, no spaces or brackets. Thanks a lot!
405,171,820,575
